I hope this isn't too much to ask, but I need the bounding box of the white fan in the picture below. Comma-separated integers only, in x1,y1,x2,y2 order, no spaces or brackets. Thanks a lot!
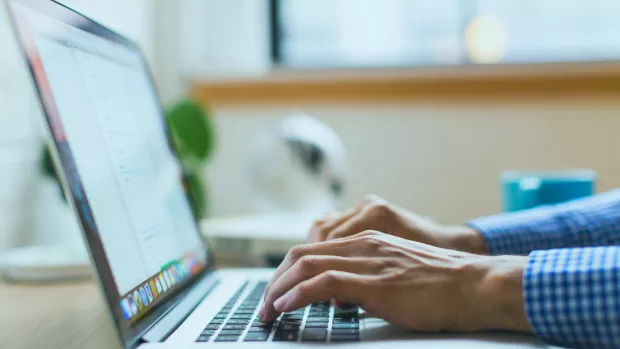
249,113,348,215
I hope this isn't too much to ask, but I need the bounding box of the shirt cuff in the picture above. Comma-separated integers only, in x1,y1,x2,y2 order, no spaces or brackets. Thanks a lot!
467,205,564,256
523,247,620,349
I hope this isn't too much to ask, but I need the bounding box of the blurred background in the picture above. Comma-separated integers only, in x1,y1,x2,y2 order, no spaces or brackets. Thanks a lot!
1,0,620,262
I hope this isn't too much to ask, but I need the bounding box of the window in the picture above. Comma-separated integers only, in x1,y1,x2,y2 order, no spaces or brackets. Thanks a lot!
271,0,620,69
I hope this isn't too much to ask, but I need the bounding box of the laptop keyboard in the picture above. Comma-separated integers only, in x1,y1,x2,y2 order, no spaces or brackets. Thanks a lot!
195,280,360,343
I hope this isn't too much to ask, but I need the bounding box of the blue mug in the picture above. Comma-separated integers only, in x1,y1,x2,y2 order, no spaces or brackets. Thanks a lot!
502,170,596,212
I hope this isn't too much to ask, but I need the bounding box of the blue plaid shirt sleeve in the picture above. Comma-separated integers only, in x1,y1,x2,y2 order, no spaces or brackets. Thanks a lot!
468,189,620,256
524,247,620,348
468,190,620,348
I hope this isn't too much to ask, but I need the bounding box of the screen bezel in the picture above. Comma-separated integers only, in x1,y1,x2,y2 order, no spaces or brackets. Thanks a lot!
5,0,215,347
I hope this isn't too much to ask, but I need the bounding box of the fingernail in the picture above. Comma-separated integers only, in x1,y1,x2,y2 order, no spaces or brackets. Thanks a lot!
273,295,288,312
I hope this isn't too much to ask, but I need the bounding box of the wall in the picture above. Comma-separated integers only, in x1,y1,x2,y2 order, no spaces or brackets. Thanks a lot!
206,98,620,222
0,0,153,250
160,1,618,222
152,0,270,105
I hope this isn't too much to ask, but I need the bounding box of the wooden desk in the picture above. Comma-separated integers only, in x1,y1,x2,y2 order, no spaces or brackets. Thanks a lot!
0,279,122,349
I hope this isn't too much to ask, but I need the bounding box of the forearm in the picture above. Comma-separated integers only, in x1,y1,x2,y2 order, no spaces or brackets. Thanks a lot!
468,189,620,256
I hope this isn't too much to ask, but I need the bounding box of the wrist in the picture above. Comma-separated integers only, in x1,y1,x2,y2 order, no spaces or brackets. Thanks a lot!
460,256,532,333
441,225,488,254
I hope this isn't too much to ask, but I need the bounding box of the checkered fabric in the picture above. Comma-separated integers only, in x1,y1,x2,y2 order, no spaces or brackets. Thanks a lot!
469,189,620,348
525,247,620,349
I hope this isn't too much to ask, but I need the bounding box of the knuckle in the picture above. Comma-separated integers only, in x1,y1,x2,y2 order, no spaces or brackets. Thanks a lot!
297,255,318,272
322,270,342,288
288,244,309,261
362,232,383,241
370,201,391,216
295,283,308,296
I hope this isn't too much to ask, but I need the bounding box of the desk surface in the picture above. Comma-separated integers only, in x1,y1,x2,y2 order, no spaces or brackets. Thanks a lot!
0,279,562,349
0,279,122,349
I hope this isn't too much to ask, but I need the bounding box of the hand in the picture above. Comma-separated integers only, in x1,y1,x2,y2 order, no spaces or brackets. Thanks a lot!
259,231,532,333
309,195,488,254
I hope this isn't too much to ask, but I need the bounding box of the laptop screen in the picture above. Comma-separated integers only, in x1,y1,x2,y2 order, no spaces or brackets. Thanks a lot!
7,0,210,340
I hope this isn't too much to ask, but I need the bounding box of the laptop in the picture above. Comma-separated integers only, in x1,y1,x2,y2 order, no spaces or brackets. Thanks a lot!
6,1,550,348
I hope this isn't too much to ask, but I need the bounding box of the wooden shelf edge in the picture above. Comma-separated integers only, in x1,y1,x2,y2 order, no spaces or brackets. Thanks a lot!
191,63,620,106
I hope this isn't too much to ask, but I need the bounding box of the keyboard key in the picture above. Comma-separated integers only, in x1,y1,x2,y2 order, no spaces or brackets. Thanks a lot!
244,332,270,342
214,335,240,342
302,329,327,342
209,319,225,325
201,330,217,336
248,326,272,332
212,314,228,320
229,315,253,320
334,317,359,324
234,310,255,315
280,319,302,326
219,330,244,336
332,323,359,329
273,331,298,342
196,335,211,342
304,322,328,328
306,316,329,322
335,307,358,314
227,319,249,325
281,314,304,320
277,324,300,331
252,320,274,327
334,315,358,320
223,324,247,330
204,324,220,330
331,334,360,342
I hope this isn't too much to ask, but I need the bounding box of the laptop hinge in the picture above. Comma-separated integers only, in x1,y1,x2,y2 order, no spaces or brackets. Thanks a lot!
141,273,220,343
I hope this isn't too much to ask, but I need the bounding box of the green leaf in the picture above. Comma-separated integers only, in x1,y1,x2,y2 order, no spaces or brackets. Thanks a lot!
166,100,215,163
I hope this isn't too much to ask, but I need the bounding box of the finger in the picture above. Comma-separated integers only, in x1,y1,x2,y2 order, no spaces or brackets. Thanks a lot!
309,196,377,243
325,206,375,241
307,213,336,244
317,208,359,242
308,208,357,243
320,196,387,242
273,271,369,314
264,234,374,301
261,256,376,321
